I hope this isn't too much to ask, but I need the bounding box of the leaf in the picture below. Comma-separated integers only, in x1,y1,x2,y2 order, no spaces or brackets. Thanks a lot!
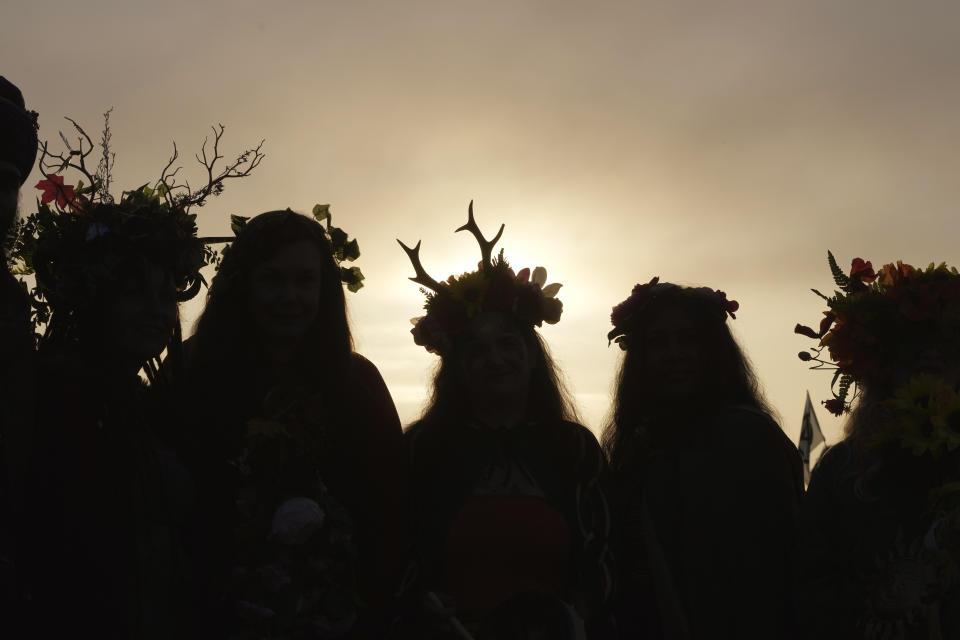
328,226,348,249
341,238,360,262
810,288,830,301
541,282,562,298
340,266,365,292
312,204,331,225
230,214,249,235
827,250,851,291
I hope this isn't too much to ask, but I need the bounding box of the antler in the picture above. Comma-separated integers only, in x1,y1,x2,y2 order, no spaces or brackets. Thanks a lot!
456,200,504,271
397,239,443,293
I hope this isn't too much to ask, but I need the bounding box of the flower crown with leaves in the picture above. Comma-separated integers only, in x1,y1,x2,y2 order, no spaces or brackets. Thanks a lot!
795,251,960,416
5,111,264,335
607,276,739,350
227,204,364,292
398,201,563,355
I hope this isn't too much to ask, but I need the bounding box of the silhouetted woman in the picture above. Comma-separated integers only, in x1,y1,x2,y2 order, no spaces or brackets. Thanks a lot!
17,183,204,638
604,278,802,639
183,209,405,638
0,75,37,616
397,206,616,639
796,256,960,639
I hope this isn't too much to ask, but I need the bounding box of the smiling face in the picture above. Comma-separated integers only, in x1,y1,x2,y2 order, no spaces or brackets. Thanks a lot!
249,240,324,344
456,311,535,402
640,304,702,402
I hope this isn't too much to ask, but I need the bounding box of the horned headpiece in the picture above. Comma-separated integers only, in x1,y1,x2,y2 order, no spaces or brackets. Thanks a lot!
399,201,563,355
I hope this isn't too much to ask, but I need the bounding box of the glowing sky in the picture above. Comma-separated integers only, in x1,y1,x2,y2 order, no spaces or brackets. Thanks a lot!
6,0,960,447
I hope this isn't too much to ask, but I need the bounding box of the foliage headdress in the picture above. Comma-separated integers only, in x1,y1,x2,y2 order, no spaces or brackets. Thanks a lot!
227,203,364,292
795,252,960,419
398,201,563,355
5,111,265,341
607,276,740,350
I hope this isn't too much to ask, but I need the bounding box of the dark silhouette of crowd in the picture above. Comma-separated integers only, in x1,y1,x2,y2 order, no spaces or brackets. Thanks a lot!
3,75,959,639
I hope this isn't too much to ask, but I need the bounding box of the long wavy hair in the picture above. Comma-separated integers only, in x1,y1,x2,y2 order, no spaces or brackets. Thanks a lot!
186,209,353,429
602,287,774,471
411,313,578,433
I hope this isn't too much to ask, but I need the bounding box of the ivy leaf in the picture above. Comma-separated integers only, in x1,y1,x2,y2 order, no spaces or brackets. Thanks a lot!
341,238,360,262
340,266,365,292
312,204,331,226
328,226,348,249
230,214,249,235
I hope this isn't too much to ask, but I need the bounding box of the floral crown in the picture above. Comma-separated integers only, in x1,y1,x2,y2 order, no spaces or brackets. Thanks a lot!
607,276,739,350
5,112,264,334
398,201,563,355
227,204,364,292
795,251,960,416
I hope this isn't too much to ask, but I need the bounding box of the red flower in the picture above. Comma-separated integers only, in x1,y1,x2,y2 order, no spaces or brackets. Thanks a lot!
34,174,76,208
715,290,739,319
794,324,820,339
611,276,659,328
823,398,846,416
819,312,836,337
849,258,877,290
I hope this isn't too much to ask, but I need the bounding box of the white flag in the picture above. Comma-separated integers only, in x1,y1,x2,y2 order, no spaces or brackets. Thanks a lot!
798,391,825,486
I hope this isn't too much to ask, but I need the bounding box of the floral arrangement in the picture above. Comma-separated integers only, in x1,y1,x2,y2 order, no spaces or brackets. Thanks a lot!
4,111,264,338
399,201,563,355
229,386,361,639
795,252,960,416
606,276,739,350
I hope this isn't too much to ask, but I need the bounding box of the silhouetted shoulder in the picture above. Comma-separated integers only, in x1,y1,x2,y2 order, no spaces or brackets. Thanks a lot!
347,351,389,388
806,439,854,492
715,406,791,451
715,406,804,498
342,352,401,437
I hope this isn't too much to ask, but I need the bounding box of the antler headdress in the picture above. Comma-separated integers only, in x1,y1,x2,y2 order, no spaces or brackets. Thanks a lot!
399,201,563,355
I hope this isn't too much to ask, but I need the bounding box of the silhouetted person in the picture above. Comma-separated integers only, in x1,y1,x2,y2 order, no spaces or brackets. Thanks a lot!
796,257,960,638
604,279,802,639
183,209,405,638
0,74,37,624
477,590,587,640
396,206,616,639
18,195,201,638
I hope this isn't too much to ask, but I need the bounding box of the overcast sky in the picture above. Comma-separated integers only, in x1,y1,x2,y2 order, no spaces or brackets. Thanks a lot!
6,0,960,446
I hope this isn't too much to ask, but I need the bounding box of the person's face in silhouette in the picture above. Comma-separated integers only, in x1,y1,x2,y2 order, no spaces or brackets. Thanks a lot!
457,312,534,402
641,303,701,401
103,261,177,366
249,240,323,344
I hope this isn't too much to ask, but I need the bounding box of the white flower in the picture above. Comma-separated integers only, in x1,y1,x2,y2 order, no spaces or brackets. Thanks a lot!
270,497,325,546
531,266,562,298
